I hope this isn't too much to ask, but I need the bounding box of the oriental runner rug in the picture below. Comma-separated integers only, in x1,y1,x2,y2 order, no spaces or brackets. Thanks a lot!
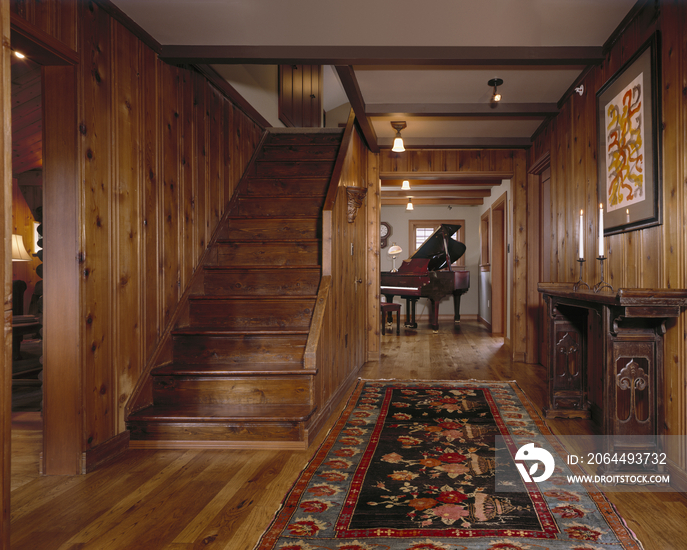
254,380,643,550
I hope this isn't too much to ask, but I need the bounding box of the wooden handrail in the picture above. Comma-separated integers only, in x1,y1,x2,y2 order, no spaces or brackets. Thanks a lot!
303,276,331,371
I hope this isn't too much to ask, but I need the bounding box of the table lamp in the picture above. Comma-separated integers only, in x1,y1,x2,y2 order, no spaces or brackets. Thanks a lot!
12,234,31,261
388,243,402,272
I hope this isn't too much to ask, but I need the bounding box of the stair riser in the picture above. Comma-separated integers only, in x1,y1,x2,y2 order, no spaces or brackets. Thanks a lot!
259,145,338,162
152,377,312,406
236,197,323,217
267,133,342,147
189,300,315,329
204,269,321,296
216,242,320,266
243,178,329,196
255,160,335,178
219,218,320,240
128,421,304,443
172,334,306,364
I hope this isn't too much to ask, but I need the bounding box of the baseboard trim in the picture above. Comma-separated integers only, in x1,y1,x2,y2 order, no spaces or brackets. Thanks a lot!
82,430,130,474
478,316,492,332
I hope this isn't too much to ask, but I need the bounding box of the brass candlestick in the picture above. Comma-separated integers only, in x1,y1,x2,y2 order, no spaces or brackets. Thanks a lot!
573,258,589,291
593,256,614,293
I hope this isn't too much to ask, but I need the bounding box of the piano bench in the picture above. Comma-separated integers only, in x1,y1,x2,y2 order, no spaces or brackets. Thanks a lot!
380,302,401,335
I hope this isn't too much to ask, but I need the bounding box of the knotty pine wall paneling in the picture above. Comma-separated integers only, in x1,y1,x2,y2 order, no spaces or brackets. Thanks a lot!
112,22,142,432
80,1,115,448
531,0,687,483
10,0,77,52
12,0,264,472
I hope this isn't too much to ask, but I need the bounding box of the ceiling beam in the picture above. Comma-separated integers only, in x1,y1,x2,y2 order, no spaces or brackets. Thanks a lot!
377,137,532,149
382,198,484,206
334,65,379,153
381,178,503,187
367,103,559,118
159,45,603,66
381,189,492,199
380,171,512,181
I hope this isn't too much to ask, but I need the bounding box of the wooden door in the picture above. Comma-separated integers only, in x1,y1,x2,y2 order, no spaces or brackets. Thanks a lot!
279,65,322,128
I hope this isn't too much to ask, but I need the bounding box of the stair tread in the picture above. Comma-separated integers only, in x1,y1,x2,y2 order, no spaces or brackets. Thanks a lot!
128,403,317,422
203,265,321,271
189,294,317,301
173,326,309,336
152,362,314,376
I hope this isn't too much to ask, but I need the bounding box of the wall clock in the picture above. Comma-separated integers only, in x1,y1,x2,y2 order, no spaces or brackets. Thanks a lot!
380,221,391,249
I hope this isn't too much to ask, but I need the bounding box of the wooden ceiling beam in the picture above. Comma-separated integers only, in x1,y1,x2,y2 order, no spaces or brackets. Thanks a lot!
367,103,559,118
380,179,502,187
382,198,484,206
380,171,512,181
381,189,492,198
377,137,532,149
159,45,602,66
335,65,379,153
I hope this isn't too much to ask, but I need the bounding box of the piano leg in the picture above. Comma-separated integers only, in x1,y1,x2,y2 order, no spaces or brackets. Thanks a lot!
452,290,467,324
428,299,440,332
404,298,418,328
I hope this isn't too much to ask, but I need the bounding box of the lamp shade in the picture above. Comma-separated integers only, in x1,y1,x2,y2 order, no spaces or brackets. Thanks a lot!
392,136,405,152
406,198,414,211
388,244,402,256
11,234,31,261
401,180,410,190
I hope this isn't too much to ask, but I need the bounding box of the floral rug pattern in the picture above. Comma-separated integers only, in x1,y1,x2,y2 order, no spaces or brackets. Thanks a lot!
254,380,643,550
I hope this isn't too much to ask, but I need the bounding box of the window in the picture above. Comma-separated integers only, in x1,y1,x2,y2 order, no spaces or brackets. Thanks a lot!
409,219,466,268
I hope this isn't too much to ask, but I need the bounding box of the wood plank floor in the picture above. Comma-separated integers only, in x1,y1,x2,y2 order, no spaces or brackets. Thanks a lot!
10,320,687,549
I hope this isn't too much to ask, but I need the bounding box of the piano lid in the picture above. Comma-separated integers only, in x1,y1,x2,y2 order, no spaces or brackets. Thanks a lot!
409,224,466,271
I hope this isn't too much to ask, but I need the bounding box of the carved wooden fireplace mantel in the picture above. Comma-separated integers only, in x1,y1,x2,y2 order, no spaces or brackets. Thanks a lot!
538,283,687,471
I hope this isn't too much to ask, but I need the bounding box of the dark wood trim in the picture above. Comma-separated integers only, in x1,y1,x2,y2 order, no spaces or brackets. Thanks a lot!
366,103,558,118
334,66,379,153
159,45,604,66
193,64,270,129
42,65,81,475
93,0,162,54
378,137,532,149
380,178,503,187
10,12,79,65
383,198,483,206
82,430,130,473
528,151,551,175
379,171,513,181
381,189,492,199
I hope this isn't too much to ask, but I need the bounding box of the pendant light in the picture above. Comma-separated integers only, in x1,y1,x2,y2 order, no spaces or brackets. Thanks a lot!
406,198,414,211
391,121,406,152
401,180,410,190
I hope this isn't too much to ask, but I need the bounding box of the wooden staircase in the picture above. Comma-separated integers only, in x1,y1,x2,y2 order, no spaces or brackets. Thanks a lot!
127,129,343,448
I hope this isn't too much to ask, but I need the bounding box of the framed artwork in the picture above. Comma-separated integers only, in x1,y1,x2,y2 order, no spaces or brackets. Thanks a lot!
597,32,662,236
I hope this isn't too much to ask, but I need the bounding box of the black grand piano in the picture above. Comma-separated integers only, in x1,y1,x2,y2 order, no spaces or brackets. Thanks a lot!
380,224,470,331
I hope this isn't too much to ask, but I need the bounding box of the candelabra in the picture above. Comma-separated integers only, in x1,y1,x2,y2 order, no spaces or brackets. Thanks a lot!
593,256,614,293
572,258,589,291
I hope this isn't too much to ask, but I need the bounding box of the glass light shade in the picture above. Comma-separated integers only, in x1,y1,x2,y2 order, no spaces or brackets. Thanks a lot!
12,234,31,261
388,244,403,256
406,199,414,211
392,135,405,153
492,91,501,102
401,180,410,190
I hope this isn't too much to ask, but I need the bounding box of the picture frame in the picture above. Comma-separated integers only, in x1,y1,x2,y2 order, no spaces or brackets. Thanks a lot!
597,32,661,236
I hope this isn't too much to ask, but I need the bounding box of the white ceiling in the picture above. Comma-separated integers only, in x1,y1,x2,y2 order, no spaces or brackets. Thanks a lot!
111,0,637,166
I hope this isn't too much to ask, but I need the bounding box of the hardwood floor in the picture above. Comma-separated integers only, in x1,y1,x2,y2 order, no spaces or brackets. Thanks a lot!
10,320,687,549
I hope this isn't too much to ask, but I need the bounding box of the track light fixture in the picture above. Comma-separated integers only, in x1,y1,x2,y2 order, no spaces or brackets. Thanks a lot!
488,78,503,103
391,121,406,152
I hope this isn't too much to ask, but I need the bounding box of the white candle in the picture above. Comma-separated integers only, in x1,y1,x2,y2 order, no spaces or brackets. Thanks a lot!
598,203,604,257
626,208,630,224
579,210,584,259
